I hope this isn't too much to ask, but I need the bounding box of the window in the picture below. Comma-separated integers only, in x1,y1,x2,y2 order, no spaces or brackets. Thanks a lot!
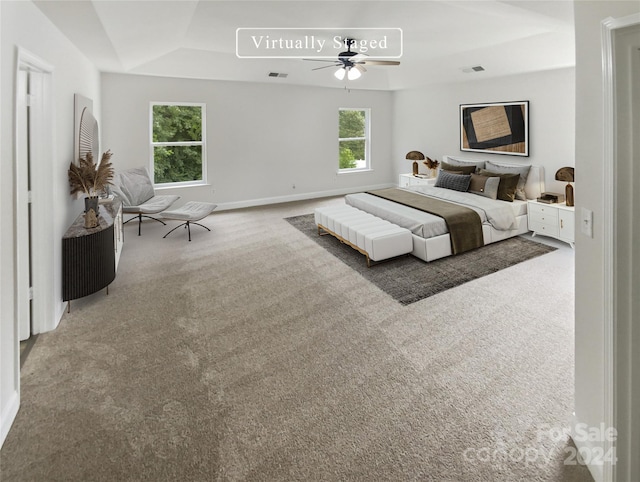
338,108,370,171
150,103,206,185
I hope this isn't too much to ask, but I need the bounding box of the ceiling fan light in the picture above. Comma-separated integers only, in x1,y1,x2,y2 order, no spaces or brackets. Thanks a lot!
347,67,361,80
334,68,346,80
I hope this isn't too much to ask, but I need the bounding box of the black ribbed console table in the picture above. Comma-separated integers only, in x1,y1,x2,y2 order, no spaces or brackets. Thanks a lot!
62,199,123,311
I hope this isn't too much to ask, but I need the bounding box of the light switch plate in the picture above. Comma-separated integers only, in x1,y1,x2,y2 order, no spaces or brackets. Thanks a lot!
581,207,593,237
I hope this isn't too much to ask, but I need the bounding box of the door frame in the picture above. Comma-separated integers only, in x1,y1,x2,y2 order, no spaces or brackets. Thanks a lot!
601,12,640,482
14,47,55,337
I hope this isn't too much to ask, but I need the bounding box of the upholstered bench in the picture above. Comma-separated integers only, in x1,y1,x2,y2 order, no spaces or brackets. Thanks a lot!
314,205,413,267
160,201,217,241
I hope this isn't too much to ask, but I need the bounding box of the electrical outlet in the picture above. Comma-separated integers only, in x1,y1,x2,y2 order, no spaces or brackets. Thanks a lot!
581,207,593,238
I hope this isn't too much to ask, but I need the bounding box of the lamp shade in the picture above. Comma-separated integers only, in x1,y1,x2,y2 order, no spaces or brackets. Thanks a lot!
405,151,425,160
347,67,361,80
334,68,346,80
555,167,575,182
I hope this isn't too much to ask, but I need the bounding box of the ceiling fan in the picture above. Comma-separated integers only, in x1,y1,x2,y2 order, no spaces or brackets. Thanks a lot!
304,38,400,80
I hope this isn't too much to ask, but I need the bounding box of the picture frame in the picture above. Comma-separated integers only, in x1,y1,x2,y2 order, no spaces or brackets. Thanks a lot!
460,101,529,157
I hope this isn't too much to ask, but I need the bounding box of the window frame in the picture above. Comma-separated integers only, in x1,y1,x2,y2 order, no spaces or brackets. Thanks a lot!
149,101,207,187
338,107,371,173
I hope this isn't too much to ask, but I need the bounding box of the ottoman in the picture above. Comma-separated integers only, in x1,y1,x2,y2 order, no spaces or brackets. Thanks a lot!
160,201,217,241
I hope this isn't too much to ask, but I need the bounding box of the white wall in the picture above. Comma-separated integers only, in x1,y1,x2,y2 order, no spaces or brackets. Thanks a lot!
573,2,640,482
391,67,576,192
101,73,394,209
0,0,101,447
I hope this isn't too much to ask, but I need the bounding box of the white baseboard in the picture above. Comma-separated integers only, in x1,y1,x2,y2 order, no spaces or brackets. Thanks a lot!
55,303,66,330
0,390,19,449
215,183,395,211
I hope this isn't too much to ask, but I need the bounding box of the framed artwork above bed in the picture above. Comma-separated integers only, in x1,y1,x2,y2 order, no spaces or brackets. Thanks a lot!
460,101,529,157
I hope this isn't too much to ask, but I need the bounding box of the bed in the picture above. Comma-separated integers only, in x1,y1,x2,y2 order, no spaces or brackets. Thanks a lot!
345,156,545,262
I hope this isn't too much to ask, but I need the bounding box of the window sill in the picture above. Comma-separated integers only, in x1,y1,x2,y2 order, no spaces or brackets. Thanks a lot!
154,182,211,190
337,168,374,175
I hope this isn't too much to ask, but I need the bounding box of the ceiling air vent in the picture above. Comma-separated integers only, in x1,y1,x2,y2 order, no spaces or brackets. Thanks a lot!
267,72,288,78
462,65,485,73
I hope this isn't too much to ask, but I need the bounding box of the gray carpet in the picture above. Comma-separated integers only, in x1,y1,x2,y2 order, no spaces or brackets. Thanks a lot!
286,213,557,305
1,197,592,481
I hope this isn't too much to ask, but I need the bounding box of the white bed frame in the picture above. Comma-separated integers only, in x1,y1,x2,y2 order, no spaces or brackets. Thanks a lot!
409,211,530,262
356,158,545,263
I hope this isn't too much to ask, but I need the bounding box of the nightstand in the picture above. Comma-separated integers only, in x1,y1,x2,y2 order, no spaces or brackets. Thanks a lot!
399,173,437,188
527,200,575,248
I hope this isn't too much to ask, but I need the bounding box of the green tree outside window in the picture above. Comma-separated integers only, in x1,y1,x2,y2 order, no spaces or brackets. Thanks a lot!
339,109,369,170
151,104,205,184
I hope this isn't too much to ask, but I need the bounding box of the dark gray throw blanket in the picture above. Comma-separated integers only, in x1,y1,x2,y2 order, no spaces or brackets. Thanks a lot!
366,188,484,254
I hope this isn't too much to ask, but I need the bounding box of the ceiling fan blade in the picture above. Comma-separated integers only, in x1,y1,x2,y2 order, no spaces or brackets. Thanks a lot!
361,60,401,66
302,59,340,63
312,64,340,71
354,64,367,73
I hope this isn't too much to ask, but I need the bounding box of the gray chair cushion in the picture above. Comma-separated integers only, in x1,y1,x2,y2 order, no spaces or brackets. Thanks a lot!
160,202,217,221
124,195,181,214
111,167,156,207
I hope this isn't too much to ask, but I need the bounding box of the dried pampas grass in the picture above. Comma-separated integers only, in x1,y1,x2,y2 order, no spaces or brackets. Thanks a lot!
68,150,114,196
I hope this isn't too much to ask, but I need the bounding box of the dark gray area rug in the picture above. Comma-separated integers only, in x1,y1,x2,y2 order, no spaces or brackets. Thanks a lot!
286,213,557,305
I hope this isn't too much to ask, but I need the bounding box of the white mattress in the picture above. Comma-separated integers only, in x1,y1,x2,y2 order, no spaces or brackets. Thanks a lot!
346,192,449,238
345,187,527,240
510,199,528,217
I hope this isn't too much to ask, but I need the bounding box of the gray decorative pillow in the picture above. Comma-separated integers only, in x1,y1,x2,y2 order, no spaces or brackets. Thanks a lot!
444,156,486,172
478,169,519,202
468,173,500,200
485,161,531,201
435,170,472,192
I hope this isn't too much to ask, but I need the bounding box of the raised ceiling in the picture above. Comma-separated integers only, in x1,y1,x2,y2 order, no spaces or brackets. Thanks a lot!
34,0,576,91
